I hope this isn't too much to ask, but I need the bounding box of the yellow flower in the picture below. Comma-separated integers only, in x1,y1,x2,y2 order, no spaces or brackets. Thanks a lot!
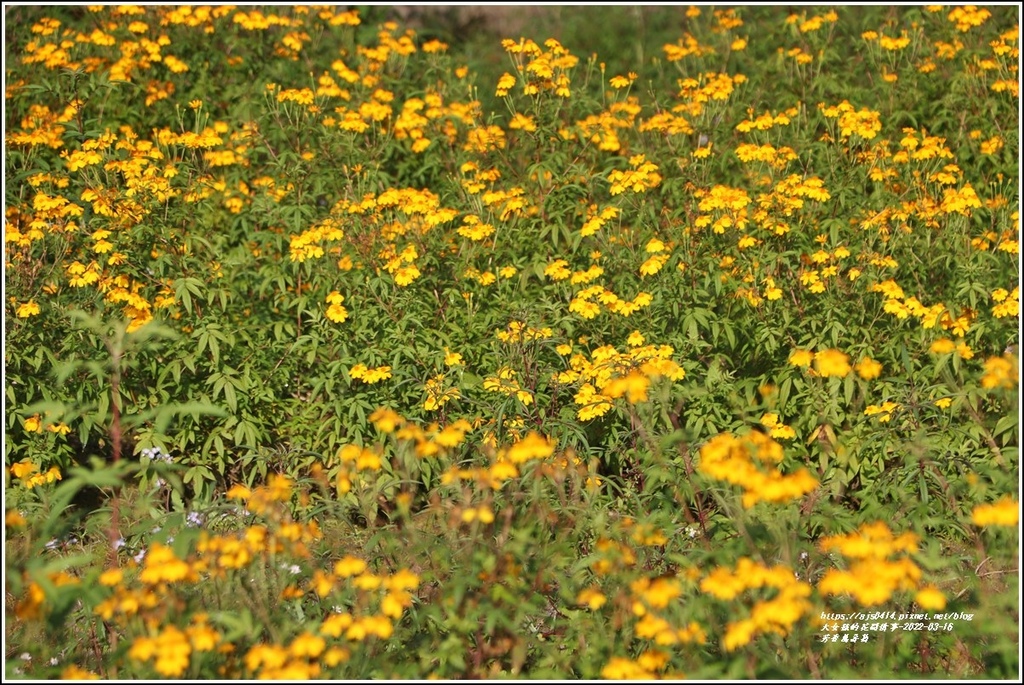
394,264,421,286
369,408,404,432
770,424,796,440
10,459,37,479
508,113,537,132
289,632,326,659
99,568,124,586
980,354,1018,389
495,72,516,97
855,357,883,380
971,497,1019,527
789,349,814,367
61,666,100,679
334,556,367,578
320,612,354,638
226,483,251,500
544,259,571,281
577,586,607,610
325,291,348,323
6,509,27,527
930,338,956,354
505,432,555,463
16,300,40,318
915,585,947,611
601,657,655,680
934,397,952,409
152,626,191,677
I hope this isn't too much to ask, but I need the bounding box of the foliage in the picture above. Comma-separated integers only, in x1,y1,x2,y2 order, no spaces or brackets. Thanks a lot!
4,4,1019,680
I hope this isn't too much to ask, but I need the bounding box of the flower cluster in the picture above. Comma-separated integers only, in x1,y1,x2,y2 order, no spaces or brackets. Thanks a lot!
698,431,818,508
701,557,811,651
817,522,930,607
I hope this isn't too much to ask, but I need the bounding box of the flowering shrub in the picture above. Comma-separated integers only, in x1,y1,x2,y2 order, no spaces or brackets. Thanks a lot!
4,5,1019,679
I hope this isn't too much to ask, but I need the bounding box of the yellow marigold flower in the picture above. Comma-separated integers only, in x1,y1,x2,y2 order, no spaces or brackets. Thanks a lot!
226,483,251,500
61,666,100,680
915,585,947,611
356,450,381,471
334,556,367,578
929,338,956,354
789,349,814,367
245,643,288,674
326,302,348,323
99,568,124,586
934,397,952,409
369,407,404,432
544,259,571,280
609,74,632,89
6,509,27,527
11,459,37,479
23,415,43,433
508,113,537,132
569,298,601,319
394,264,421,286
323,646,350,666
639,253,669,277
644,238,666,253
855,357,883,380
421,38,448,53
495,72,516,97
139,543,194,585
320,612,354,638
971,497,1019,527
633,577,681,609
290,632,326,659
770,424,796,440
152,625,191,676
505,431,555,463
602,372,650,403
16,300,40,318
602,657,655,680
980,354,1018,389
